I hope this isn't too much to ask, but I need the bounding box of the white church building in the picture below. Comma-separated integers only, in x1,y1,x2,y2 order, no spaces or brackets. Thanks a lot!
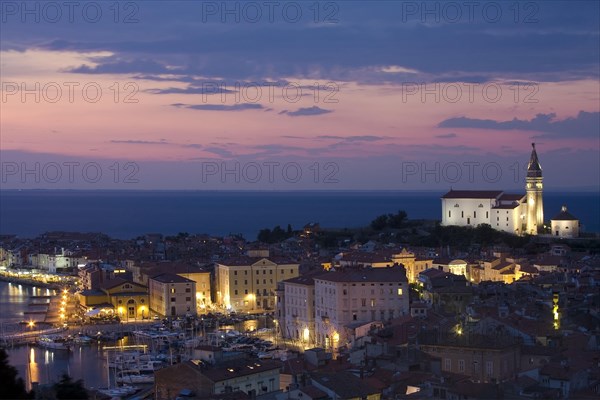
441,144,544,235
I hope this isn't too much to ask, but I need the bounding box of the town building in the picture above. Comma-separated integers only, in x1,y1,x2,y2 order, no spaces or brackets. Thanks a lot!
215,255,299,312
550,205,580,238
419,334,521,383
313,266,409,350
78,277,149,321
149,273,197,317
129,261,212,311
154,359,282,399
278,275,316,346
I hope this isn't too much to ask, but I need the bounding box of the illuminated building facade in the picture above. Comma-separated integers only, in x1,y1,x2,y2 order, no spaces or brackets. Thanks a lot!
441,143,544,235
215,256,299,312
149,273,197,317
314,266,409,350
78,277,149,321
280,275,316,346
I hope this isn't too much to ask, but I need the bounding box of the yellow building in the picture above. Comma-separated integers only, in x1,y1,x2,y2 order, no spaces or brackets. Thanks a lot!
149,273,197,317
481,258,527,284
128,261,212,312
78,277,149,321
391,249,433,284
216,256,299,312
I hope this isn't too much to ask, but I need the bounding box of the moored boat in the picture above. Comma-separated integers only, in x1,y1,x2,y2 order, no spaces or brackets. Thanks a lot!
37,335,71,350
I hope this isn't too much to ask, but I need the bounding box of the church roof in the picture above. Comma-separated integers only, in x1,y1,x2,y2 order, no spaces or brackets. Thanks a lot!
552,205,578,221
527,143,542,178
499,193,525,201
442,190,503,199
493,204,520,209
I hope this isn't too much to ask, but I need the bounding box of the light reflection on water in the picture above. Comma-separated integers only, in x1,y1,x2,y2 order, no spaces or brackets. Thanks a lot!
6,344,109,391
0,281,56,324
2,282,271,389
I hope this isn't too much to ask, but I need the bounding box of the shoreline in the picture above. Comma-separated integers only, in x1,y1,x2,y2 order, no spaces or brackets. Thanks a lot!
0,275,63,290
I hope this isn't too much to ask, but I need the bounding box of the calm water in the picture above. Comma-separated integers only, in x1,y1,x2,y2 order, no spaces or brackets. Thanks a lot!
0,281,108,390
1,190,598,239
0,281,55,323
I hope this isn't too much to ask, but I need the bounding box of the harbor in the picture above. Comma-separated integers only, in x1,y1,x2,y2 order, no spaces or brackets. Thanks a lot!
1,280,285,396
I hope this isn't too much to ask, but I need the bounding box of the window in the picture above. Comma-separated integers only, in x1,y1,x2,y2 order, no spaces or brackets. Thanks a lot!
474,211,476,218
397,288,403,296
361,298,366,307
486,361,493,376
449,210,451,218
461,211,464,218
257,279,259,284
290,269,293,274
244,280,248,285
244,289,248,294
269,270,273,274
445,358,452,371
370,299,375,307
185,288,191,293
234,271,237,275
185,297,191,301
234,280,237,285
353,313,357,321
170,288,176,294
486,211,489,218
458,359,465,372
343,289,347,295
263,279,266,284
170,297,176,302
234,290,238,295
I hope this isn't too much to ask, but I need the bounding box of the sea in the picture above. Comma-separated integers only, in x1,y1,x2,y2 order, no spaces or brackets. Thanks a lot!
1,190,598,240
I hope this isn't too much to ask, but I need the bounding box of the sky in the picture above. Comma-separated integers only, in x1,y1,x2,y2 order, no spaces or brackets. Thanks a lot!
1,0,599,191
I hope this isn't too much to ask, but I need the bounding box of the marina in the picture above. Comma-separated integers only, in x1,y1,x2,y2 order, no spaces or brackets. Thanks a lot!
0,280,284,393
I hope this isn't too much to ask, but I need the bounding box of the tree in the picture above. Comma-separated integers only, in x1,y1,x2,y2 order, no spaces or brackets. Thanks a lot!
257,228,272,243
0,348,31,399
388,210,407,229
370,215,389,231
53,374,88,400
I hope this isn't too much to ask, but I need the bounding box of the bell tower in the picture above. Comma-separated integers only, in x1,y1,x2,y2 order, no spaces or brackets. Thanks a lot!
526,143,544,234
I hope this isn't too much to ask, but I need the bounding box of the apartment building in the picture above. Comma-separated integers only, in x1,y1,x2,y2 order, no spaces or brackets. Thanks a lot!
314,266,409,350
215,256,299,312
149,273,197,317
419,334,521,383
155,359,281,399
279,275,316,346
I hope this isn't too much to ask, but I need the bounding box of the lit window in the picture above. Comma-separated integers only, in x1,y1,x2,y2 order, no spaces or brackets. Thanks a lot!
397,288,403,296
